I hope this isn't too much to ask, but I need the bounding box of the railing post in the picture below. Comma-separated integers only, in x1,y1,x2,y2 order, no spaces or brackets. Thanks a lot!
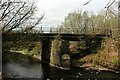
40,26,42,33
59,27,61,34
98,29,100,34
76,29,79,34
92,28,94,34
57,27,58,33
50,27,52,33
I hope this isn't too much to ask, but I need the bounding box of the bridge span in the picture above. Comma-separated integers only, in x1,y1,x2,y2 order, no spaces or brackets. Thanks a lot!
3,32,111,41
3,32,111,68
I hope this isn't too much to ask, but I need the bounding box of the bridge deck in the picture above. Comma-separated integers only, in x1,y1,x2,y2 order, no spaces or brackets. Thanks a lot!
2,33,110,41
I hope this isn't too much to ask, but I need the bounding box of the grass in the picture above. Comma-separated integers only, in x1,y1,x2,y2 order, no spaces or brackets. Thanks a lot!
9,42,42,60
79,38,119,70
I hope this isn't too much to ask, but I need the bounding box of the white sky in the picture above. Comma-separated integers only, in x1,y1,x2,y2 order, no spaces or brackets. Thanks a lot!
35,0,111,28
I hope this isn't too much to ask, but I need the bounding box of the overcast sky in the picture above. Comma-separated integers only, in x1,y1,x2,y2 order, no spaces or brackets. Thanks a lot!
35,0,110,28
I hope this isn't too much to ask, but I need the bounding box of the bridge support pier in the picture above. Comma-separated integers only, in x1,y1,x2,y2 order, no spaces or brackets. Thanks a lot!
50,39,70,68
50,39,61,66
59,40,70,68
41,39,51,64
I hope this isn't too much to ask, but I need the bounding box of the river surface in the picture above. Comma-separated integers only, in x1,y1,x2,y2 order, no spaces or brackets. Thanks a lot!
2,52,120,79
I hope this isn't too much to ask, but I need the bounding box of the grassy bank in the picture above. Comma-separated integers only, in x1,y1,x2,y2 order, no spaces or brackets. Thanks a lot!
6,38,120,72
9,42,42,60
78,38,119,71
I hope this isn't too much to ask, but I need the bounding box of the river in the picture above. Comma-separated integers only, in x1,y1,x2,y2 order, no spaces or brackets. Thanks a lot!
2,52,120,79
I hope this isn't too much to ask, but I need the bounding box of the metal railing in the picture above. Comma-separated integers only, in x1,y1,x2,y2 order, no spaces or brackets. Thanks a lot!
12,27,112,36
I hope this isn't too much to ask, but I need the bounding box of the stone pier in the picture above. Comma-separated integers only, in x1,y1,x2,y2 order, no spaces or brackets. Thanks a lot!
40,35,106,68
41,38,71,68
41,39,51,64
50,39,61,66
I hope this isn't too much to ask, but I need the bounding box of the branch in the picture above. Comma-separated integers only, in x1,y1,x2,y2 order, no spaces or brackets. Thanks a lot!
105,0,115,16
0,0,2,4
23,14,44,32
83,0,92,5
105,0,112,7
2,2,27,31
1,2,12,19
105,0,115,9
5,3,35,33
109,9,117,18
1,6,15,20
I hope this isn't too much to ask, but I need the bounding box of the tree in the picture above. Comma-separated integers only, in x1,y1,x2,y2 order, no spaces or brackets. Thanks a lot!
1,0,44,52
84,0,118,17
0,0,44,33
59,8,117,35
59,11,91,34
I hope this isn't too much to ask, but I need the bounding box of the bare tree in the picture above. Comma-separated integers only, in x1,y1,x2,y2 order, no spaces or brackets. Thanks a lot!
84,0,116,6
84,0,117,17
0,0,44,33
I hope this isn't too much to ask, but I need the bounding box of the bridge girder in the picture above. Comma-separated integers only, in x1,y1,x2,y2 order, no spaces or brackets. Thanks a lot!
2,33,109,42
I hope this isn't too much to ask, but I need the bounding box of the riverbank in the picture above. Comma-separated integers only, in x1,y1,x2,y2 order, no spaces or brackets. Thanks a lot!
73,38,120,73
71,59,120,74
2,50,120,79
80,63,120,73
2,51,41,64
7,49,120,73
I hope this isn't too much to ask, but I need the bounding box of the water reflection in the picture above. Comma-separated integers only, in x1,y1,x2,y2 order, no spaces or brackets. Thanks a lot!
2,52,120,79
3,61,120,79
3,63,43,78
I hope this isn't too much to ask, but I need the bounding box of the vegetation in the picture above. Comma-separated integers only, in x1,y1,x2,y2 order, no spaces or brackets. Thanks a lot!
58,10,117,35
79,38,119,70
1,0,119,72
58,6,119,70
1,0,44,53
0,0,44,33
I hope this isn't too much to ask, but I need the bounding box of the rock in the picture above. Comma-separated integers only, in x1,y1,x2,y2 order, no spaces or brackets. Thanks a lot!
78,72,83,76
76,75,79,78
96,71,100,74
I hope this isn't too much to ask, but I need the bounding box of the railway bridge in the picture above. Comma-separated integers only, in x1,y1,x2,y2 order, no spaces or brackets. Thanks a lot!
2,28,112,68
